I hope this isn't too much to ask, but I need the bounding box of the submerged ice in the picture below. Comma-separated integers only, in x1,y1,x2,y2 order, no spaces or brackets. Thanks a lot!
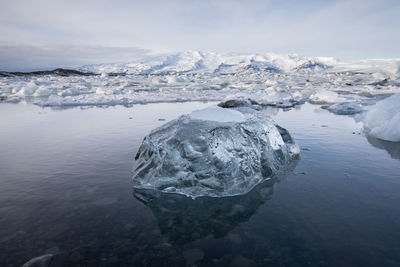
133,164,297,244
132,106,300,198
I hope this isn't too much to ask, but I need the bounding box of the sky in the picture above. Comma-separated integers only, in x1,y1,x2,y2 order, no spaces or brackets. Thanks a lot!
0,0,399,71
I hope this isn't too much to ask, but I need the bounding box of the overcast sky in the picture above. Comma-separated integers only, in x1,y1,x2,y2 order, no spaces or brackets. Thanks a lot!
1,0,399,71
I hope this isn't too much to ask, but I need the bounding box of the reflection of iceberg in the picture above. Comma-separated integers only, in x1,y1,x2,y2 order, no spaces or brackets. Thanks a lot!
366,136,400,160
133,160,297,245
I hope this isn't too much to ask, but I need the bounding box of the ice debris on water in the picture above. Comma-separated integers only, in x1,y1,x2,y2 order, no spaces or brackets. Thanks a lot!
132,105,300,198
363,93,400,142
309,90,345,104
322,102,363,115
0,51,399,107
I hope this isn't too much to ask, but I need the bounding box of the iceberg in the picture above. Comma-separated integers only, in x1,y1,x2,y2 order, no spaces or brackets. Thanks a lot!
363,93,400,142
132,105,300,198
1,51,399,108
322,102,363,115
309,90,345,104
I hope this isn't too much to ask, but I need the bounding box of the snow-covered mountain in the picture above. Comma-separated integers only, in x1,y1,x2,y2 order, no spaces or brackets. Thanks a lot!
77,50,400,77
79,50,341,74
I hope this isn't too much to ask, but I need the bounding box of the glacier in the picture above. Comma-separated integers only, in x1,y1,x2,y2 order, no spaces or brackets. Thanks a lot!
132,105,300,198
0,51,399,109
1,50,400,144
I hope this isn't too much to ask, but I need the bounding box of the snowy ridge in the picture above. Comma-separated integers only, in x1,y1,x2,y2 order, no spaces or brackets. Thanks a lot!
79,51,340,74
77,51,400,77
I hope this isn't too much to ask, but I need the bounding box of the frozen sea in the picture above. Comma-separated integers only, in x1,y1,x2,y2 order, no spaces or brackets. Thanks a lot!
1,51,400,266
1,101,400,267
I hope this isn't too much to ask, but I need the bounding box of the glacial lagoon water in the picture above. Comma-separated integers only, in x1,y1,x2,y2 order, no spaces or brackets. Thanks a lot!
1,102,400,267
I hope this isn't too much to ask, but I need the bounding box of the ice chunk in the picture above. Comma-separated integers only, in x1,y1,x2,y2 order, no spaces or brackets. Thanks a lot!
309,90,345,104
33,87,54,97
132,106,300,198
2,51,399,108
322,102,363,115
293,60,331,72
15,80,38,96
363,93,400,142
217,98,257,109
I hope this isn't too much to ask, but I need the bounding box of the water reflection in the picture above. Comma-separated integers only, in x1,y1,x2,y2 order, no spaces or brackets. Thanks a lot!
133,161,298,245
366,136,400,160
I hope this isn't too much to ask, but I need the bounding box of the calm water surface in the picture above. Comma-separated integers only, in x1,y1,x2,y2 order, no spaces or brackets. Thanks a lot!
0,102,399,267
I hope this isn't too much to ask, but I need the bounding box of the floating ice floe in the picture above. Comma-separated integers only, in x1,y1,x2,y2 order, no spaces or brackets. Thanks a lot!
363,93,400,142
322,102,363,115
0,51,399,107
132,105,300,198
309,90,345,104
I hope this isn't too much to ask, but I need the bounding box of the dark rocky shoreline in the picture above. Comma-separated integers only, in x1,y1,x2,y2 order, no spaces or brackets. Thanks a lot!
0,68,127,77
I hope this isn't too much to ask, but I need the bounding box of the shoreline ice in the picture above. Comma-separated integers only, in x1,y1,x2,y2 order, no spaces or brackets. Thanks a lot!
1,51,399,143
1,52,399,106
0,51,398,108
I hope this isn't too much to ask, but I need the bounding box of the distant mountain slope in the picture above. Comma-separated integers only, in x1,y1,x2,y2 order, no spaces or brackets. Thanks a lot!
1,51,398,79
79,50,342,74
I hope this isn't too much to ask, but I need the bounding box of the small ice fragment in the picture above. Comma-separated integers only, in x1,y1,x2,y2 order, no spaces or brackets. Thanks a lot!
309,90,344,104
322,102,363,115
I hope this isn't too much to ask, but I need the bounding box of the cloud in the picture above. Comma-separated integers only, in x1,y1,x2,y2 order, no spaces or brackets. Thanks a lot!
0,0,399,70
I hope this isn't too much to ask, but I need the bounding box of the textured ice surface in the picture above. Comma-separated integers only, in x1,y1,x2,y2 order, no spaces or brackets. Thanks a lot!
309,90,345,104
0,51,399,108
363,93,400,142
132,106,300,198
